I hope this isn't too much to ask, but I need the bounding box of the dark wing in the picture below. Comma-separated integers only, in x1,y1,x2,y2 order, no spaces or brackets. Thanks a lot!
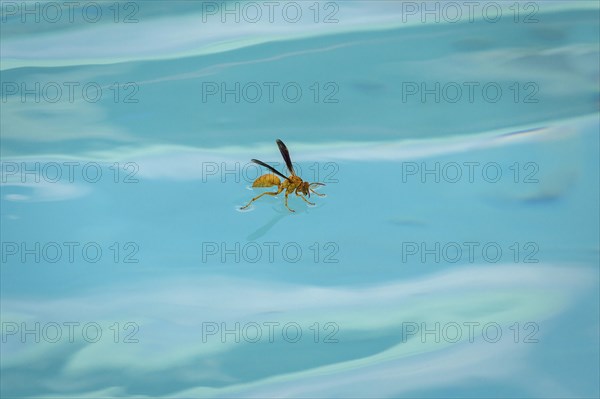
251,159,290,181
276,139,295,176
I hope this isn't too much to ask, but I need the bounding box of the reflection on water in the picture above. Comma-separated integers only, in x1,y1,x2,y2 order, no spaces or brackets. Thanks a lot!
1,1,599,398
1,263,597,397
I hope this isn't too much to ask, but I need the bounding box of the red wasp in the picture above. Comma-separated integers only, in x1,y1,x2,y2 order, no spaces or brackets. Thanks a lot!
241,139,325,212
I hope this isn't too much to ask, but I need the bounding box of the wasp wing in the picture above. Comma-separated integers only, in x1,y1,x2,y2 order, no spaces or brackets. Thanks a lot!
276,139,295,176
251,159,290,181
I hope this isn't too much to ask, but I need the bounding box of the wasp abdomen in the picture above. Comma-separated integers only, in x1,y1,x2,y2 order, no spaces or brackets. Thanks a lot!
252,174,281,187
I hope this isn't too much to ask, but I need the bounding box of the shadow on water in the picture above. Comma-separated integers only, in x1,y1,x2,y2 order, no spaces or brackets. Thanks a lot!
246,209,289,241
244,197,327,241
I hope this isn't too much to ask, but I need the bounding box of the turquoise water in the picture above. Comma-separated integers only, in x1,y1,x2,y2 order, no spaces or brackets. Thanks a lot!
1,1,599,398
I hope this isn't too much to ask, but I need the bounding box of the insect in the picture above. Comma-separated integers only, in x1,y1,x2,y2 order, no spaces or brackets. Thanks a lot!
240,139,325,212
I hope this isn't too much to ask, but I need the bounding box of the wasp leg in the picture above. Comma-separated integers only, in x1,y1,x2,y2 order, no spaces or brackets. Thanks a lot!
284,190,295,212
296,191,315,206
310,188,326,197
241,186,283,210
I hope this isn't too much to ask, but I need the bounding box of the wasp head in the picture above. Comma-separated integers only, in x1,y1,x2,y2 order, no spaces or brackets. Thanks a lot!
301,181,310,197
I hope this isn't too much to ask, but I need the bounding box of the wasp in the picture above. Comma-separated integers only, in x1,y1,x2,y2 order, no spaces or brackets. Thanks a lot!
240,139,325,212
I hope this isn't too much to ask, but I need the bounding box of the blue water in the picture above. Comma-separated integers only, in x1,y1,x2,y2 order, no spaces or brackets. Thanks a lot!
1,1,599,398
